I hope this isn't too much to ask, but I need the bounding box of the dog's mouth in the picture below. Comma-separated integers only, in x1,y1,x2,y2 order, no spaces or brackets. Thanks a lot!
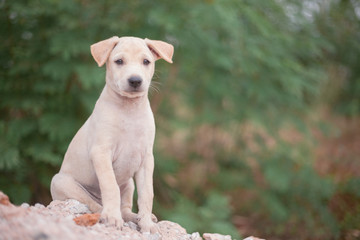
113,79,147,98
120,89,146,98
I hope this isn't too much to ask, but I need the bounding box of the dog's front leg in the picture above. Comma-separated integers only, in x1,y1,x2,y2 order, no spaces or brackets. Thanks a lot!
135,153,158,233
91,147,123,228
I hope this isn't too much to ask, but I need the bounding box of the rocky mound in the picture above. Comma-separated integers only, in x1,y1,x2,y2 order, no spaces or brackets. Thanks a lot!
0,191,262,240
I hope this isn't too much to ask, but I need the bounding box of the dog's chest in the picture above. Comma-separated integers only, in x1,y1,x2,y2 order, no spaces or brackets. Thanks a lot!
111,113,154,182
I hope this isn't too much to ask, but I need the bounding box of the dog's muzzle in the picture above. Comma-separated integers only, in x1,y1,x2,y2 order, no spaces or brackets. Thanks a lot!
128,76,142,89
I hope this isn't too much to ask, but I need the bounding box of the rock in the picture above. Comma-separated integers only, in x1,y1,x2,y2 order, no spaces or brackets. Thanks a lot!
203,233,231,240
34,203,45,209
190,232,202,240
243,237,265,240
0,191,11,206
124,221,139,231
143,232,162,240
61,199,91,215
21,203,30,209
47,199,92,218
0,191,264,240
157,220,187,240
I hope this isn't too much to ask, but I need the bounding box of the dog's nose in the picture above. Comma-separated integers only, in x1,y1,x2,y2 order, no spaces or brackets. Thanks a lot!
128,76,142,89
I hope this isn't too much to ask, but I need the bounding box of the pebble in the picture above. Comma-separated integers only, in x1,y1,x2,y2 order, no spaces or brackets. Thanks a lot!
203,233,232,240
243,237,265,240
149,233,161,240
64,199,91,215
34,203,45,209
21,203,30,209
124,221,138,231
190,232,202,240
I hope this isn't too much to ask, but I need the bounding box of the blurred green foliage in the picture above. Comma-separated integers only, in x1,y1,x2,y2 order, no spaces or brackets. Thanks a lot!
1,0,359,239
159,191,240,238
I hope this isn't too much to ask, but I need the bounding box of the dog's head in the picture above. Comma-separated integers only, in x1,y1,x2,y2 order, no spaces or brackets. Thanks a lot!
90,36,174,98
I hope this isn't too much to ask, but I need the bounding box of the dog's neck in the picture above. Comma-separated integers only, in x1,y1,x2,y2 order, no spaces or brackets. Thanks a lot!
100,85,149,110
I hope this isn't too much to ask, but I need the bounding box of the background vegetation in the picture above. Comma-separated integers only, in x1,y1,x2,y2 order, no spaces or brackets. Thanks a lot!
1,0,359,239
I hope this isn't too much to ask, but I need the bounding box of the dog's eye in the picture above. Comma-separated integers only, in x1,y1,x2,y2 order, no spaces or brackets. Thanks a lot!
143,59,151,66
115,59,124,65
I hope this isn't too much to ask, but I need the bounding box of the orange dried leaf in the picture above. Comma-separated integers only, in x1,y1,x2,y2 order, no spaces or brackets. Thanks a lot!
73,213,100,226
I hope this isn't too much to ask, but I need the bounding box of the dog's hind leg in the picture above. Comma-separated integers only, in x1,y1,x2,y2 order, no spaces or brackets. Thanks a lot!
51,173,102,213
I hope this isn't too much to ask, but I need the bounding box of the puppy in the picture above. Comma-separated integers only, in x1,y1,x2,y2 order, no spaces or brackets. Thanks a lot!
50,36,174,233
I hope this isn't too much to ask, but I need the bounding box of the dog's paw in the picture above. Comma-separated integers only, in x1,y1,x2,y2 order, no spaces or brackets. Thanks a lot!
135,213,158,223
100,208,124,229
138,217,159,233
122,210,138,223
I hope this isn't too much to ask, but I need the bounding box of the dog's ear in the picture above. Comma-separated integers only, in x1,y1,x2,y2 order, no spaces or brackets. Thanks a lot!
90,36,120,67
145,38,174,63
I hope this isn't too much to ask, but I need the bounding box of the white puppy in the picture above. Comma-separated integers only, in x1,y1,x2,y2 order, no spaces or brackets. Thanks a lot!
50,36,174,233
